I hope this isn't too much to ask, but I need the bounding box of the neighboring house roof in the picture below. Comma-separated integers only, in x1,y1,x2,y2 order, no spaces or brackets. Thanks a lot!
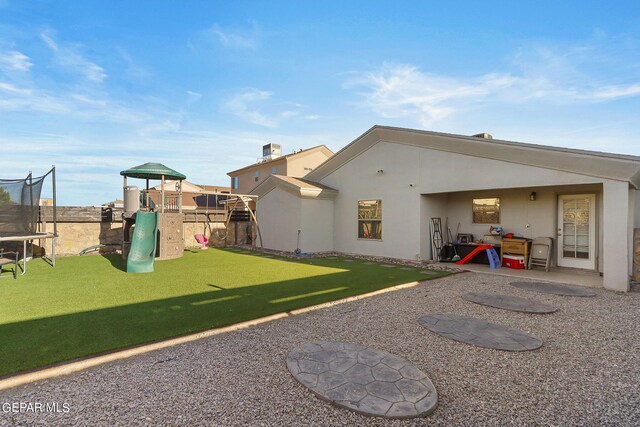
227,145,334,176
306,126,640,188
252,174,338,199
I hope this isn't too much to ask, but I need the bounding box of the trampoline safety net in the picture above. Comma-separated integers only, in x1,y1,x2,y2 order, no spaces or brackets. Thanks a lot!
0,174,46,236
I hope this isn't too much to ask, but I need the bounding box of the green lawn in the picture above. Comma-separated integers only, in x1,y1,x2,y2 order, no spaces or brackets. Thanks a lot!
0,249,447,376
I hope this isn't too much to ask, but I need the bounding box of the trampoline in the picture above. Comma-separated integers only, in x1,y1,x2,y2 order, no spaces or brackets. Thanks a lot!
0,167,57,275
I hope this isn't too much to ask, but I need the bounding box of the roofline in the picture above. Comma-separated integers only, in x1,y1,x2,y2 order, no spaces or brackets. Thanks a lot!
226,145,334,176
375,125,640,162
306,125,640,187
252,174,338,199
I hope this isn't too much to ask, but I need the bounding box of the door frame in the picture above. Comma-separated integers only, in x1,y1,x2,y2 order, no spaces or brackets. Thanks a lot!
557,193,597,270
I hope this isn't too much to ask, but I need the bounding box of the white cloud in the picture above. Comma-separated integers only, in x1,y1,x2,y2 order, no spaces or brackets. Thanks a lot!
0,50,32,72
226,89,276,127
224,89,303,128
186,90,202,104
0,81,32,95
345,63,516,126
40,32,107,83
346,36,640,126
209,24,257,49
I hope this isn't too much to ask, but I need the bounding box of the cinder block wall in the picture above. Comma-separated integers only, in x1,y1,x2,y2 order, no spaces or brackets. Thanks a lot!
23,206,257,257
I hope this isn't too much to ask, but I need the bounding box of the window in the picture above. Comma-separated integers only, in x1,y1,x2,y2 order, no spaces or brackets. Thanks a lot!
232,176,238,189
255,171,260,182
358,200,382,239
472,197,500,224
271,167,278,174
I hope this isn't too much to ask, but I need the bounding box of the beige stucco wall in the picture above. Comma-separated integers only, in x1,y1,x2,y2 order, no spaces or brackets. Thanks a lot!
229,148,332,194
256,188,301,252
300,198,334,252
317,140,635,290
230,158,287,194
286,150,332,178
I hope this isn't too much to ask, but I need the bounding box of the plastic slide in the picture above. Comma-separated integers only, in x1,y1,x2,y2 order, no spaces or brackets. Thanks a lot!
127,211,159,273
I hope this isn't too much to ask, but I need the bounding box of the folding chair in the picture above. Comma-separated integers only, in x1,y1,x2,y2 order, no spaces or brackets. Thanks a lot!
529,237,553,272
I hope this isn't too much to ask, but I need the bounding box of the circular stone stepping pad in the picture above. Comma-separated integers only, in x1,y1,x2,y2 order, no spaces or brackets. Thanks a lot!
380,264,396,268
287,341,437,419
462,292,558,314
418,314,542,351
511,281,596,297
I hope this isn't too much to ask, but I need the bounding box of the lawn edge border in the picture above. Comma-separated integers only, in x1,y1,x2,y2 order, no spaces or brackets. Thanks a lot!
0,273,457,391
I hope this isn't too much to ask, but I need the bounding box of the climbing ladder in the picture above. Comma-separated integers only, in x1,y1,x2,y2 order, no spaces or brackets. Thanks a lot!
455,244,502,269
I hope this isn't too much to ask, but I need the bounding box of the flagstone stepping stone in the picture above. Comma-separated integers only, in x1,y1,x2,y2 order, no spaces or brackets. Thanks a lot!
418,314,542,351
287,341,437,419
419,271,438,275
462,292,558,314
511,281,596,297
380,264,396,268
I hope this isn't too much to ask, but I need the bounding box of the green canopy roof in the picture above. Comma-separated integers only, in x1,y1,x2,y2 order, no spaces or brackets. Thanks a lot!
120,162,186,180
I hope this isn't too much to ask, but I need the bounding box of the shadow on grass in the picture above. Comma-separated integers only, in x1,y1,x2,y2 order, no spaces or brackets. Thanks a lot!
101,253,127,272
0,257,446,377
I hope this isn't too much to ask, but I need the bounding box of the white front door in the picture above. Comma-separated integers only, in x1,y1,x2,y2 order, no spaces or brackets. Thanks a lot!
557,194,596,269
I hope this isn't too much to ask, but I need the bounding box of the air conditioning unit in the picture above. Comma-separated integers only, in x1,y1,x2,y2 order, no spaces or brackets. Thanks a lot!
262,143,282,160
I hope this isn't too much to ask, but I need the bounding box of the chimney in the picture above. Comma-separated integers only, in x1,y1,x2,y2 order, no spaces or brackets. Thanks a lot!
472,132,493,139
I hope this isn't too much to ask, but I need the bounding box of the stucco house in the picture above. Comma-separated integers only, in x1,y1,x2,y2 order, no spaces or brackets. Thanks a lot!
227,144,334,194
254,126,640,292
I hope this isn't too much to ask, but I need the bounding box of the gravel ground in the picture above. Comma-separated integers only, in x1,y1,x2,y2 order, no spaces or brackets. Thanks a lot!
1,273,638,426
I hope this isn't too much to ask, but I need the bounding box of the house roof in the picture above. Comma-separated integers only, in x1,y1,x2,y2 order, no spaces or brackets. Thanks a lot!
252,174,338,199
226,145,334,176
306,126,640,188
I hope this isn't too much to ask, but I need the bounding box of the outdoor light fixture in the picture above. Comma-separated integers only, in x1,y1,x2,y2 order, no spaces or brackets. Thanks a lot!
376,169,384,175
530,192,537,201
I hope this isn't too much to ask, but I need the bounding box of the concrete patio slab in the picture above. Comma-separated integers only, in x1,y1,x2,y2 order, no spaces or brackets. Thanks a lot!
462,292,558,314
511,281,596,297
418,314,543,351
287,341,437,419
457,263,603,288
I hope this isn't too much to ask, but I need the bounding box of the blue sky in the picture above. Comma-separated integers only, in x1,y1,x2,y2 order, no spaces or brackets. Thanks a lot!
1,1,639,205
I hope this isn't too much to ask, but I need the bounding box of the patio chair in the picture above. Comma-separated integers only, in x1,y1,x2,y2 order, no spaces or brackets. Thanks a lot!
529,237,552,272
0,249,18,279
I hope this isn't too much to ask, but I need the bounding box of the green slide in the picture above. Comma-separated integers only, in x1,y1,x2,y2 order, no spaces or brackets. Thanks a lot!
127,211,159,273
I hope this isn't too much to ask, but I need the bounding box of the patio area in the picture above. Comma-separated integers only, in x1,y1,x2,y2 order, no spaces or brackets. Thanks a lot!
454,263,604,288
0,271,638,425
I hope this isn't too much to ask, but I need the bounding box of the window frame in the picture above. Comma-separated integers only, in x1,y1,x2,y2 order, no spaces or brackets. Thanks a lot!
472,197,501,224
231,176,238,189
357,199,382,240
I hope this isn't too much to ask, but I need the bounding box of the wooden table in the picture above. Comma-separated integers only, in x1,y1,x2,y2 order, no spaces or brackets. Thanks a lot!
500,238,532,267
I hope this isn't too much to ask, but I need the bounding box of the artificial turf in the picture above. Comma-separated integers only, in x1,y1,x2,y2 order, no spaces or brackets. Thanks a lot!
0,249,448,376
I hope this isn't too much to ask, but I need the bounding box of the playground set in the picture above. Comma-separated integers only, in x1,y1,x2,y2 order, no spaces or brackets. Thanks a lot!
120,162,263,273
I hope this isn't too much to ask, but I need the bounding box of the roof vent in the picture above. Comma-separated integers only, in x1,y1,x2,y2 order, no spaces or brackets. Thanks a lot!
472,132,493,139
